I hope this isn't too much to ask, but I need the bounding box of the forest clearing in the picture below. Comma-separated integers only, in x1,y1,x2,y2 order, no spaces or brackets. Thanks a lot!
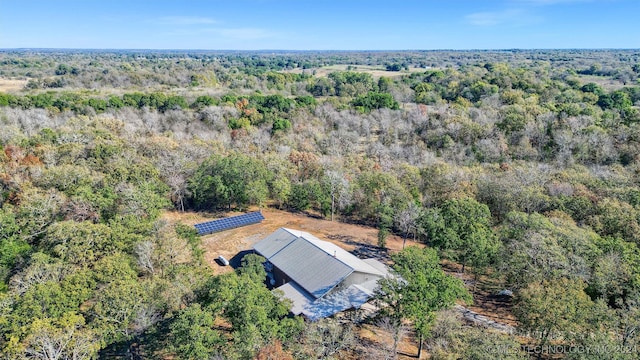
163,208,408,274
164,208,518,359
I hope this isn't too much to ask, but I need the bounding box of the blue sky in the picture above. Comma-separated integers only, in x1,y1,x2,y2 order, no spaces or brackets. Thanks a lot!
0,0,638,50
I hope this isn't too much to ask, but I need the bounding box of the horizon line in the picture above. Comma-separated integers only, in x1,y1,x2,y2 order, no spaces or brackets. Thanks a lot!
1,47,639,52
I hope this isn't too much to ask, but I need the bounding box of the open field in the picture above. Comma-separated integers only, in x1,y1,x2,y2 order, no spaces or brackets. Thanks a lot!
0,78,27,92
576,74,634,91
285,64,427,79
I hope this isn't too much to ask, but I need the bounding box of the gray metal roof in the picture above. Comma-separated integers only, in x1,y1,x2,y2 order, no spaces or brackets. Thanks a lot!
253,227,388,300
275,277,374,321
275,282,314,315
303,235,386,276
258,228,386,276
361,258,390,277
269,238,354,298
253,228,298,259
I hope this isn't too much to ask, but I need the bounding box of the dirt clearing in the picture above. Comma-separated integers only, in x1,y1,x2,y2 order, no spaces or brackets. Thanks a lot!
162,208,517,359
162,208,513,325
162,208,416,275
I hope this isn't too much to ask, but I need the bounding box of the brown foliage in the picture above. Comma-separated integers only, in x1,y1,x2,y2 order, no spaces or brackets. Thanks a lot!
288,150,320,180
253,340,293,360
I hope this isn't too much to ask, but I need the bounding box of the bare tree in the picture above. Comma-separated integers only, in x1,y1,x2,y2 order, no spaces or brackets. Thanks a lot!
374,316,408,360
23,315,99,360
135,240,156,275
301,319,356,359
9,253,68,295
324,169,351,222
394,202,421,249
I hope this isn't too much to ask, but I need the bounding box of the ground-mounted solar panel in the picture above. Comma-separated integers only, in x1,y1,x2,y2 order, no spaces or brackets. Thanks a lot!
194,211,265,235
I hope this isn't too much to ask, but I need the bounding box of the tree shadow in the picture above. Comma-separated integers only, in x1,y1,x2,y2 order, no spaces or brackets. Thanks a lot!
229,250,254,269
99,318,172,359
326,234,390,262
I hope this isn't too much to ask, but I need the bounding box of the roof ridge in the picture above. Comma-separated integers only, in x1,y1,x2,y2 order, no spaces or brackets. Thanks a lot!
300,234,386,276
272,237,354,299
279,227,357,272
296,234,355,272
263,228,299,260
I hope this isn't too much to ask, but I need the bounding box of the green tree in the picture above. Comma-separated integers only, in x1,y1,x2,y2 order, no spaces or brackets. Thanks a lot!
307,77,335,96
206,257,304,358
191,95,216,109
422,197,499,273
353,171,412,226
581,82,604,96
270,174,291,209
375,247,471,358
514,278,594,359
272,118,292,133
378,76,393,92
351,92,399,112
499,212,601,290
294,95,316,107
169,304,223,360
189,153,270,210
89,279,151,343
43,221,115,266
598,90,632,110
497,105,528,134
0,206,30,286
287,180,327,213
107,95,124,109
328,71,375,97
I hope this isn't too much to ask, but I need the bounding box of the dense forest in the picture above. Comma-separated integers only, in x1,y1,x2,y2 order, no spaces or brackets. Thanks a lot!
1,49,640,359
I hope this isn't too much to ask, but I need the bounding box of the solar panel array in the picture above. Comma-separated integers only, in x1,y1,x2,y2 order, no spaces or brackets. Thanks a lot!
194,211,265,235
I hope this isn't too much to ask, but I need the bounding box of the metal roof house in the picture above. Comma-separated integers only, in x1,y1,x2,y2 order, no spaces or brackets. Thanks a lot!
253,228,389,320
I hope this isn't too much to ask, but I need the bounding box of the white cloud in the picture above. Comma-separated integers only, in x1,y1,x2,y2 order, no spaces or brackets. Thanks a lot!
466,9,538,26
153,16,216,25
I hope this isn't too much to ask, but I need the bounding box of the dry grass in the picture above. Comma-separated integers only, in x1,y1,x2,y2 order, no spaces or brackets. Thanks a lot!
285,64,426,79
576,75,632,91
442,261,517,327
161,207,416,276
0,78,28,92
357,322,421,359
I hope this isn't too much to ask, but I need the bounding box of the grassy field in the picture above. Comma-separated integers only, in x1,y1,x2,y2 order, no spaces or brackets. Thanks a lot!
286,64,428,79
0,78,28,92
576,74,633,91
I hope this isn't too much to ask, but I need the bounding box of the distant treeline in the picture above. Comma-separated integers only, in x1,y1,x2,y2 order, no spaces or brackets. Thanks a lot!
0,91,317,113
